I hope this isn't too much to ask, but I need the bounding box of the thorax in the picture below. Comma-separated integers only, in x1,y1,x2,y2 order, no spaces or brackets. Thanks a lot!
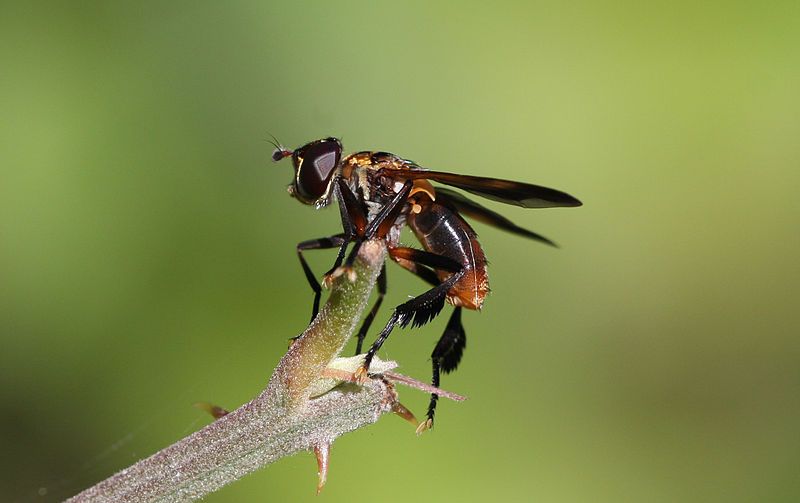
340,151,413,245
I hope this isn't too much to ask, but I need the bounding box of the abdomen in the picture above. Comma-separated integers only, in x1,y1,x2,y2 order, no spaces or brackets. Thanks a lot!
407,197,489,310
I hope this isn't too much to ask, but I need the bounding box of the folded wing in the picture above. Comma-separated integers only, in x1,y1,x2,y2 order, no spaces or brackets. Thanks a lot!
435,187,558,247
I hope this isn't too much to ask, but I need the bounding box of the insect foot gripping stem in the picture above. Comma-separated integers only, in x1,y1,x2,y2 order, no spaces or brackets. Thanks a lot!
323,264,357,288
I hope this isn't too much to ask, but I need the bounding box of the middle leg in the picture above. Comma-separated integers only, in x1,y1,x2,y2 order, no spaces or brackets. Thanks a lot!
354,263,387,354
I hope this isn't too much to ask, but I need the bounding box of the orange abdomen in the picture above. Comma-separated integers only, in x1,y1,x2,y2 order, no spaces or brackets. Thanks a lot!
407,198,489,310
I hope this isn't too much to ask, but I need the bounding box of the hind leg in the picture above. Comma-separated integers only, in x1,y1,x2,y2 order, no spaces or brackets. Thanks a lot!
417,306,466,433
391,254,468,431
358,248,463,377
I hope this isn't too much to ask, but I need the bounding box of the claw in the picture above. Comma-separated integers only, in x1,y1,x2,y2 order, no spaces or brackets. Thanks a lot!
352,365,369,384
415,418,433,435
313,443,330,495
323,266,356,288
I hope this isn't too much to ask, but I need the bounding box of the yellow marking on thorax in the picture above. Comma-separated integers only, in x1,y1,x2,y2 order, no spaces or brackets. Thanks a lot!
409,179,436,201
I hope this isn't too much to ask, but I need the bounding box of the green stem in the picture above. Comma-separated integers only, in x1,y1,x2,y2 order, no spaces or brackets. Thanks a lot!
266,239,387,408
68,240,390,502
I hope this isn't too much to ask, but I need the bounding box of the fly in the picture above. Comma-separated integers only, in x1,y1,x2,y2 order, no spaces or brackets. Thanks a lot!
272,137,581,432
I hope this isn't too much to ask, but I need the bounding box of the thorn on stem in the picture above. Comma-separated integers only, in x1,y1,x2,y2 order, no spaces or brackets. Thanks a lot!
193,402,229,420
391,401,418,427
313,443,330,495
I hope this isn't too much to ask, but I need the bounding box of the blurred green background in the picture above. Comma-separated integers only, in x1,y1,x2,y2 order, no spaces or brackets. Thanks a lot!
1,1,799,501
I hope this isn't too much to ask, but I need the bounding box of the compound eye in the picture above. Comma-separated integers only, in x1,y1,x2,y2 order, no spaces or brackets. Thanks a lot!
294,139,341,202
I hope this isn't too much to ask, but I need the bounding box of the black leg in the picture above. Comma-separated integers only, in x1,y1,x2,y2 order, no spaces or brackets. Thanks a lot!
366,180,413,239
361,247,464,373
321,239,350,282
296,234,346,323
319,178,369,282
425,306,466,429
392,250,467,429
322,176,372,275
437,306,467,374
354,263,386,354
343,180,413,269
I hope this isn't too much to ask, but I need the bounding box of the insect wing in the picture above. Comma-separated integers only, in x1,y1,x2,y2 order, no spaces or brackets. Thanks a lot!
383,166,582,208
435,188,558,247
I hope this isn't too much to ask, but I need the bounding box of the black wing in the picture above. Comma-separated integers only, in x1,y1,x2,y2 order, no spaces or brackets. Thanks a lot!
435,187,558,247
382,165,582,208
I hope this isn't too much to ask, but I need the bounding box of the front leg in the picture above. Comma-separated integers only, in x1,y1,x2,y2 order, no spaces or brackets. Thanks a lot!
321,178,369,286
296,234,346,323
295,178,368,323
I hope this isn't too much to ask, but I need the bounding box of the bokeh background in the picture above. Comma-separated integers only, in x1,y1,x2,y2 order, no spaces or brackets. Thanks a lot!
2,1,799,501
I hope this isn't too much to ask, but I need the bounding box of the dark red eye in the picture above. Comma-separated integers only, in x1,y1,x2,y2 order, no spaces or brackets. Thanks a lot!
293,138,342,202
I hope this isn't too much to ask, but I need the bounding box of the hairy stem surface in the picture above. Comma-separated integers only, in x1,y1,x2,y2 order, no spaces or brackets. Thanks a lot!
69,241,389,502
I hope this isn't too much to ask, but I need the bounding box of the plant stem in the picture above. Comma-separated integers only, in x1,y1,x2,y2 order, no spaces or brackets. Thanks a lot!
68,240,389,502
